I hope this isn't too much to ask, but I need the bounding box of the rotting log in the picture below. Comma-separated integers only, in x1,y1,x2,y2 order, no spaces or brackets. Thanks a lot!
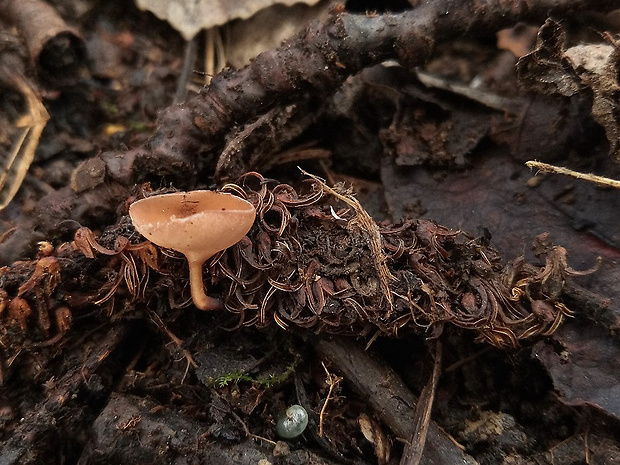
315,337,476,465
0,0,86,86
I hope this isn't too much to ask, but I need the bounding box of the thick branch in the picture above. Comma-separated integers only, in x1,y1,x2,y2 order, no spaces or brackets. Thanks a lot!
316,338,476,465
152,0,619,166
1,0,618,263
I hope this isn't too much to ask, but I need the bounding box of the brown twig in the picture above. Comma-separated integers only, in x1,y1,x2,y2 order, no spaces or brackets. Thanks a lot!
0,0,86,86
1,0,617,263
181,0,620,174
400,340,443,465
319,362,343,437
316,337,476,465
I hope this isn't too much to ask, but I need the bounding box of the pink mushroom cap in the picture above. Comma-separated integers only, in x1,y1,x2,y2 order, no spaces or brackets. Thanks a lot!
129,190,256,310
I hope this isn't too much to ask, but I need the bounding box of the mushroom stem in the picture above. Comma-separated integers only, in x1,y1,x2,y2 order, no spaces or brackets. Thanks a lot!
188,260,221,311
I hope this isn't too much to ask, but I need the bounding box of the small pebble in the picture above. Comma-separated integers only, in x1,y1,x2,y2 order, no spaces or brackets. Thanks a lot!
273,441,290,457
527,176,544,187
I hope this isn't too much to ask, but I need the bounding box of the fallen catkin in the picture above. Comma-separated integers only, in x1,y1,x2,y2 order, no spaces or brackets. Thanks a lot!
1,173,594,353
211,173,586,348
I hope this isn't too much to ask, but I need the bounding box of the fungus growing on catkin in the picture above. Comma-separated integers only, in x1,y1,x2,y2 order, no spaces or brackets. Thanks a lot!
6,172,590,352
129,190,256,310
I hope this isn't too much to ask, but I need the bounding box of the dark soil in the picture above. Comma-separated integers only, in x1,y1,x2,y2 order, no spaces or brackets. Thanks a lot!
1,1,620,464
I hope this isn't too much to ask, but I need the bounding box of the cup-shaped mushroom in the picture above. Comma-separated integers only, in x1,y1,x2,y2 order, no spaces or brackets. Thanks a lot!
129,190,256,310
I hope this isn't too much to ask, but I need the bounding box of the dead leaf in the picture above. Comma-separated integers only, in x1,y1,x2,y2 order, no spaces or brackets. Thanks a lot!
534,321,620,421
517,19,620,161
516,19,581,97
135,0,323,40
0,73,50,210
358,413,391,465
226,1,331,68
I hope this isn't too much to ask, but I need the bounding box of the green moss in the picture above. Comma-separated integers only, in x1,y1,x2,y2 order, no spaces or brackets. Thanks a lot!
127,120,149,131
213,362,296,388
100,101,119,115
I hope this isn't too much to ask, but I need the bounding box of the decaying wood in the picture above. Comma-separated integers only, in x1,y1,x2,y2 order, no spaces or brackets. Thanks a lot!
178,0,620,179
1,0,618,263
0,0,86,86
315,337,476,465
0,326,126,464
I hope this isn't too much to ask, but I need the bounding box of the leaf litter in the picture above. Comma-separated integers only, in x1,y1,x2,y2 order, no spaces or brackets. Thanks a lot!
1,1,620,463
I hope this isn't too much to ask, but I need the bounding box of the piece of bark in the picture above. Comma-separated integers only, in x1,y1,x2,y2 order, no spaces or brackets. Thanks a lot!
0,0,86,87
533,321,620,421
315,337,477,465
79,393,340,465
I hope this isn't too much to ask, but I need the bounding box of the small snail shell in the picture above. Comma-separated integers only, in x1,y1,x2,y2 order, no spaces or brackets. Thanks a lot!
275,404,308,439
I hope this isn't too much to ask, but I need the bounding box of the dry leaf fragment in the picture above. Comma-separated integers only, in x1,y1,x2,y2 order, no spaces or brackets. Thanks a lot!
517,19,620,161
226,1,331,68
358,413,391,465
135,0,322,40
534,322,620,421
0,75,49,210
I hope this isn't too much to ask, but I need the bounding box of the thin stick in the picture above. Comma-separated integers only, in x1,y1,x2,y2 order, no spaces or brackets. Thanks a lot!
526,161,620,189
204,27,225,86
319,362,342,437
174,36,198,104
400,340,443,465
146,308,198,369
